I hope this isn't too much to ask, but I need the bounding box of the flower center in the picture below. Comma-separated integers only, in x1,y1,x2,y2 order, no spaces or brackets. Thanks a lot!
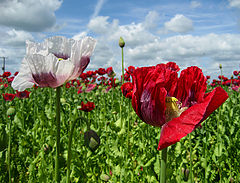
165,97,188,122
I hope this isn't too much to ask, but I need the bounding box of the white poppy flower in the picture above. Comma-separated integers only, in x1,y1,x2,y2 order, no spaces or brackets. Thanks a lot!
12,36,96,91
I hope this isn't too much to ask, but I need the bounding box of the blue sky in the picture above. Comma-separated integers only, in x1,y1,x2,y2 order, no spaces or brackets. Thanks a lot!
0,0,240,79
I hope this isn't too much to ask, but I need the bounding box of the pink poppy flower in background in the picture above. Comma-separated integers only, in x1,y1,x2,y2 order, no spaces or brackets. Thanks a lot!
12,36,96,91
85,84,97,93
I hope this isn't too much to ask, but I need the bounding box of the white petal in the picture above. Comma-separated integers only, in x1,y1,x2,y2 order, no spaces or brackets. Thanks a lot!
27,54,74,88
69,37,97,79
11,57,34,91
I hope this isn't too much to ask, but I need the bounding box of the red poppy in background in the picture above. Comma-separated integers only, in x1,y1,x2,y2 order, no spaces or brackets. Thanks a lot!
121,82,133,99
125,66,136,76
2,93,16,101
97,68,106,75
2,72,11,78
16,90,31,99
106,67,114,77
131,62,228,150
233,70,239,76
78,101,95,112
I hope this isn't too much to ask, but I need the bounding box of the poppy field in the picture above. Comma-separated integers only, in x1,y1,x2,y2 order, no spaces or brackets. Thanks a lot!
0,36,240,183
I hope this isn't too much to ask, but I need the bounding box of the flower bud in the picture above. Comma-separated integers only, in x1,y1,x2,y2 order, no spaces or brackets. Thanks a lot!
60,98,66,104
84,130,100,152
115,79,120,84
219,64,222,69
119,37,125,48
100,174,110,182
7,107,16,117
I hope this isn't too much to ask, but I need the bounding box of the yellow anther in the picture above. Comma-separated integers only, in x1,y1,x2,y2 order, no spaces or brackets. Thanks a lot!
165,97,180,122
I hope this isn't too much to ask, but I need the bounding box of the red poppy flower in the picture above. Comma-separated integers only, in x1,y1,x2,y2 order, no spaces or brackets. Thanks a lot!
77,86,83,94
2,93,16,101
65,82,71,88
131,63,228,150
121,82,133,99
2,72,11,78
106,67,114,77
233,70,239,76
97,68,106,75
16,90,31,99
78,101,95,112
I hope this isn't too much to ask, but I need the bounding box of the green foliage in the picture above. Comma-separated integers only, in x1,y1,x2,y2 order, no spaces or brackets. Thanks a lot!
0,85,239,182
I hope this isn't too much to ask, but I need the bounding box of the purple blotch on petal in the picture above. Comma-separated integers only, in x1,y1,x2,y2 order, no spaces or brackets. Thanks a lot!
53,53,70,60
32,72,58,88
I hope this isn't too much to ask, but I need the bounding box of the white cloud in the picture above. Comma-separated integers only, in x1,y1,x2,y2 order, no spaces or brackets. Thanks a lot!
75,11,240,79
164,14,193,33
1,29,34,47
143,11,160,30
88,16,118,34
91,0,106,18
190,1,202,8
0,0,62,32
228,0,240,9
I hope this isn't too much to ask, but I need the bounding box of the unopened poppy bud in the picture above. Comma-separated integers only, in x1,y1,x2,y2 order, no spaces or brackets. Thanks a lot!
115,79,120,84
219,64,222,69
119,37,125,48
7,107,15,117
100,174,110,182
184,168,189,181
84,130,100,152
231,75,234,79
60,98,66,104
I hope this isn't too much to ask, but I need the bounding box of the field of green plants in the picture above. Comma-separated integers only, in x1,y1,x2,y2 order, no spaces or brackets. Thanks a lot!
0,67,240,183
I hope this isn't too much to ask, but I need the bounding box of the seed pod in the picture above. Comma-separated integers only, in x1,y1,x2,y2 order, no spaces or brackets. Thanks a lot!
100,174,110,182
7,107,16,117
84,130,100,152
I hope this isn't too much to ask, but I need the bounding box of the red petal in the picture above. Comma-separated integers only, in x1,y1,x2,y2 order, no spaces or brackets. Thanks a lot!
201,87,228,121
158,86,228,150
166,62,180,72
175,66,207,107
132,66,155,122
132,64,178,127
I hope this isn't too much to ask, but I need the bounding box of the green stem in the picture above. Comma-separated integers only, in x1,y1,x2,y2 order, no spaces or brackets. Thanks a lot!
189,133,193,183
66,120,77,183
8,118,12,183
119,43,125,183
121,47,124,85
204,123,208,183
160,147,168,183
126,99,131,153
55,87,61,183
